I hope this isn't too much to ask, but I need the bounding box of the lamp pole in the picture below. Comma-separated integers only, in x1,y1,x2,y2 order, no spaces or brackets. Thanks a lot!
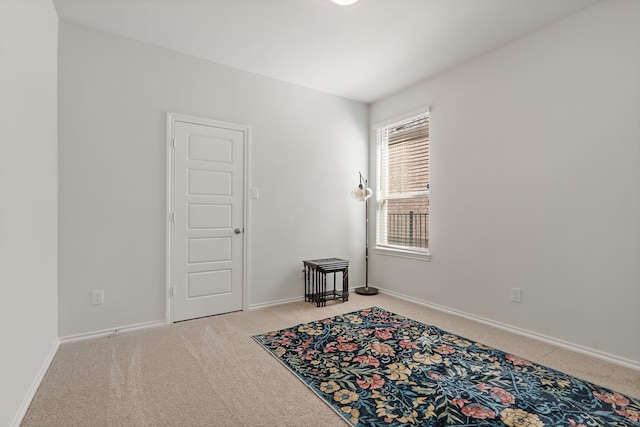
355,173,378,296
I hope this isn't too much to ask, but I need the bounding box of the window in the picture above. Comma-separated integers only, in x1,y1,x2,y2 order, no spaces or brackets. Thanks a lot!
376,111,430,256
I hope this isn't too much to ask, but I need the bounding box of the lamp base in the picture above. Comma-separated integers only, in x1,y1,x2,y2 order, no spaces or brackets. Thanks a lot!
355,286,379,296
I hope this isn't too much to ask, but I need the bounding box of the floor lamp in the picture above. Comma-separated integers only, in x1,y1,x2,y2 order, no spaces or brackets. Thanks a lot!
352,172,378,296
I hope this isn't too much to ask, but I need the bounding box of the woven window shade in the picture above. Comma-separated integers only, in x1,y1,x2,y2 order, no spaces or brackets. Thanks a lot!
376,112,430,251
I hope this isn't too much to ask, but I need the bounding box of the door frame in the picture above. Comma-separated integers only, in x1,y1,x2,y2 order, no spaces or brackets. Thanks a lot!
165,112,250,324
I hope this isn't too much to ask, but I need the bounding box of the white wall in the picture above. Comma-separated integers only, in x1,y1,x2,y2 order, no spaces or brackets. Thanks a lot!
370,0,640,366
0,0,59,425
58,22,369,337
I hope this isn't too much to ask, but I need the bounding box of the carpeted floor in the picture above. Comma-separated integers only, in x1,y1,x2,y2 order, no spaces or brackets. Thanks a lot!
22,293,640,426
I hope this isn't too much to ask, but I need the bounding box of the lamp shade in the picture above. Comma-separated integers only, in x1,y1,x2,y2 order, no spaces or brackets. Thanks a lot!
351,186,372,201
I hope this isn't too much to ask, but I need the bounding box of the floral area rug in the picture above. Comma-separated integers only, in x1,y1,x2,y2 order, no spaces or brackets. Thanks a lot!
252,307,640,426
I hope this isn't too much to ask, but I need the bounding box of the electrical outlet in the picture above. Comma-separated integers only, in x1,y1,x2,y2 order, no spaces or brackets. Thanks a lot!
92,290,104,305
510,287,521,303
299,267,305,279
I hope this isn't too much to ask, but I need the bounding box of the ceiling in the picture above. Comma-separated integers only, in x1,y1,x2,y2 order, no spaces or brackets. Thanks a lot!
52,0,600,104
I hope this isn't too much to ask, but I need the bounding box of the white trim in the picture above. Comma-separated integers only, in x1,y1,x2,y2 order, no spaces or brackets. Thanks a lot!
374,108,431,259
10,340,59,427
59,320,165,344
249,295,305,310
166,112,251,323
374,247,431,261
383,192,429,200
243,127,252,312
249,284,366,310
380,288,640,371
165,115,174,325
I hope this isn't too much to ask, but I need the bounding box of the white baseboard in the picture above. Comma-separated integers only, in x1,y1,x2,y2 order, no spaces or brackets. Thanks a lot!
248,285,369,311
380,288,640,371
59,320,166,344
249,295,305,310
11,340,59,427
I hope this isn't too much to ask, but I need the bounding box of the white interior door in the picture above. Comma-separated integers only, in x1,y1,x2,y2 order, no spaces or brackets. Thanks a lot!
169,116,246,322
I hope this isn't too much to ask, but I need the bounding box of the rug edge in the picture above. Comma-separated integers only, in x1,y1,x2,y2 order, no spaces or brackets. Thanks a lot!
251,335,355,426
252,306,640,404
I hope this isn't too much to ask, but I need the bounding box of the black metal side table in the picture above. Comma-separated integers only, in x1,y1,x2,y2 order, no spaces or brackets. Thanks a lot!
303,258,349,307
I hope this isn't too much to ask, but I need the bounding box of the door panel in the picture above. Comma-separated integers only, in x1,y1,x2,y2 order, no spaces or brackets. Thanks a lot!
187,237,231,263
188,204,232,229
171,119,244,322
188,169,232,195
187,270,231,298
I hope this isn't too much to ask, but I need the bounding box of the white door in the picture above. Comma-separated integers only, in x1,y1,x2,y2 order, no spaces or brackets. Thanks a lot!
169,116,246,322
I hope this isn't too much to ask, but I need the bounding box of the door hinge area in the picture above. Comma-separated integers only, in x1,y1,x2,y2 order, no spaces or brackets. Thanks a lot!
169,212,175,223
171,137,176,148
170,286,175,298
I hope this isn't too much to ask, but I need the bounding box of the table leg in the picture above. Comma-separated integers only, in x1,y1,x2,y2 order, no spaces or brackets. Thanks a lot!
333,272,336,300
321,271,327,307
315,268,320,307
304,265,309,302
343,267,349,302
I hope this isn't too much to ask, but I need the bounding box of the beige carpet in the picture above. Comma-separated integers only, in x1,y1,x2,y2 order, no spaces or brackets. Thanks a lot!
22,293,640,426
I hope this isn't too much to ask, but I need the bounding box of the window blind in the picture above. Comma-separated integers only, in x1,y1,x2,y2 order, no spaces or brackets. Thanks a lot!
376,112,430,251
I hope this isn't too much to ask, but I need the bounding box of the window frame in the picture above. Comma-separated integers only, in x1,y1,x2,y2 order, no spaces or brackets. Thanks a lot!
374,109,431,261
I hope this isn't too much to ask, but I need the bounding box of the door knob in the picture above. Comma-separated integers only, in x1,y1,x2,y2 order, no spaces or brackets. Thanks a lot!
234,228,242,234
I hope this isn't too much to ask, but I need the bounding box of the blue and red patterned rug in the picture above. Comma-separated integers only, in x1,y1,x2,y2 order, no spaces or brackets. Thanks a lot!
253,306,640,426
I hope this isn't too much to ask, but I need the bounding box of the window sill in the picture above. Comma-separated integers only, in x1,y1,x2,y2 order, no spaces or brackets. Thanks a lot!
374,247,431,262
